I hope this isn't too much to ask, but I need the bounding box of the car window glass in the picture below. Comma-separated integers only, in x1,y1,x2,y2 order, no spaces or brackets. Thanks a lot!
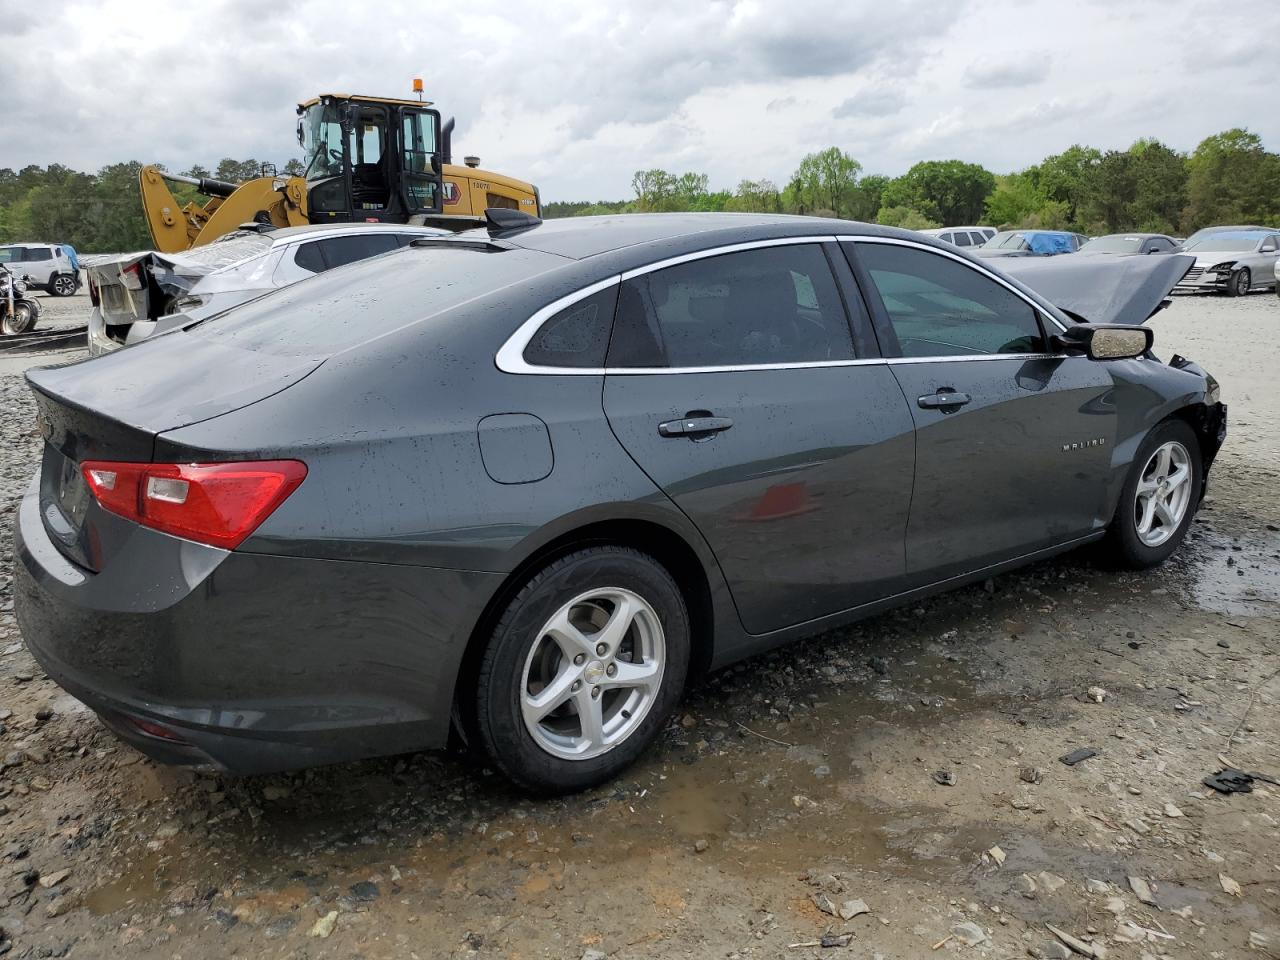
953,232,973,247
0,249,20,264
523,286,618,368
317,233,400,269
608,244,854,368
857,243,1046,358
1262,236,1278,252
967,232,987,246
26,247,52,261
292,242,326,274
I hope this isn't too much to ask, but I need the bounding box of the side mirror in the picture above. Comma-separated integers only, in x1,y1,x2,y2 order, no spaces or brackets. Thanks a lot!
1057,323,1153,361
430,154,442,176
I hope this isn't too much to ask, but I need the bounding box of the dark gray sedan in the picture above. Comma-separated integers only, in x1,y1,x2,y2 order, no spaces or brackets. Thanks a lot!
14,214,1226,793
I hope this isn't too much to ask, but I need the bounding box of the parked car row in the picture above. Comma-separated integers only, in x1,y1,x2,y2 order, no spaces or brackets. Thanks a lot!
922,223,1279,295
15,210,1225,792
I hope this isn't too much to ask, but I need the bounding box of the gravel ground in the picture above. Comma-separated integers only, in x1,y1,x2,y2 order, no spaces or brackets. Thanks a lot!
0,293,1277,959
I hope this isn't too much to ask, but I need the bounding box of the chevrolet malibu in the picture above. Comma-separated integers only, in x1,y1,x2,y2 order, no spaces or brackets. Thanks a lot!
14,214,1226,794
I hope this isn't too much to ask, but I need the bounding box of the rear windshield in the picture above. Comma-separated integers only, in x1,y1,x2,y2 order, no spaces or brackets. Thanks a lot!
174,233,274,270
189,242,562,357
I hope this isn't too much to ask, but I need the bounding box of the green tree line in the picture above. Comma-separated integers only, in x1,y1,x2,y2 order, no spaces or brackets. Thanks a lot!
0,158,303,253
545,128,1280,235
2,128,1276,253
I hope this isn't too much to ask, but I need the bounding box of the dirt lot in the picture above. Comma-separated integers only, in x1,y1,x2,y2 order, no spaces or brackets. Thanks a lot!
0,293,1277,959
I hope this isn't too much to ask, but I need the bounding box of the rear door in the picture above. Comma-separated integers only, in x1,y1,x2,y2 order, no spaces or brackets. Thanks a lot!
602,239,916,635
844,238,1116,584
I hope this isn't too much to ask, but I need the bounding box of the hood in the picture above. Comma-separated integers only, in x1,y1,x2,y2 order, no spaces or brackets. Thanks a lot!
994,254,1194,325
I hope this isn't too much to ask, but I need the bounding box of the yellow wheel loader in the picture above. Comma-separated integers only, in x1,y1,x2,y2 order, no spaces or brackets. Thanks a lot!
139,92,540,253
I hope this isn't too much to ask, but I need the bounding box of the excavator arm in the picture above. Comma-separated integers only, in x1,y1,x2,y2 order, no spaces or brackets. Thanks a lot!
139,165,310,253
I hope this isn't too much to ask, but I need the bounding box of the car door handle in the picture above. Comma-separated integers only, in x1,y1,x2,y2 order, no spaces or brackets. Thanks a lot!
658,416,734,438
917,391,972,409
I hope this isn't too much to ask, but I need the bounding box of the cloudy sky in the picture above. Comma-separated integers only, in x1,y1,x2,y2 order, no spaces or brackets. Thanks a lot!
3,0,1277,201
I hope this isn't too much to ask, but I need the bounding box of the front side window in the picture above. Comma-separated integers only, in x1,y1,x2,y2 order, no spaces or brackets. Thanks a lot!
25,247,53,262
952,232,973,247
607,244,854,368
856,243,1047,358
1261,236,1278,253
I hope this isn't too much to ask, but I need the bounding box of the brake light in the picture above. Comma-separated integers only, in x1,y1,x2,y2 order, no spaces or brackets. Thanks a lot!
81,460,307,549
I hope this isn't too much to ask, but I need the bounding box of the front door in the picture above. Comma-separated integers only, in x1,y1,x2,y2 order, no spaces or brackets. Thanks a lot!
397,108,443,217
846,240,1116,584
602,241,916,635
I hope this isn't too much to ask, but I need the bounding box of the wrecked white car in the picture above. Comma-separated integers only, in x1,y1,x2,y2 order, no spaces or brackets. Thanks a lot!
86,223,445,355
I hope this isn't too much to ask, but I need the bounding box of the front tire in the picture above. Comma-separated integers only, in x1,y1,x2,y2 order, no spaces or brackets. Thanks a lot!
1227,268,1250,297
49,274,77,297
1105,420,1202,569
470,546,690,794
2,302,35,335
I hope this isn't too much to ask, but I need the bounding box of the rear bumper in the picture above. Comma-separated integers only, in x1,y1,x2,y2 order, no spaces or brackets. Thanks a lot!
13,476,502,774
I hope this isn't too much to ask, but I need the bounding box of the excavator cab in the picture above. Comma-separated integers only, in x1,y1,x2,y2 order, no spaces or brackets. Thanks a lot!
298,94,444,224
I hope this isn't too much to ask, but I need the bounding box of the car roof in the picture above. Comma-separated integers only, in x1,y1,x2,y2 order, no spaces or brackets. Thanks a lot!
458,213,909,262
1091,233,1172,240
213,223,447,247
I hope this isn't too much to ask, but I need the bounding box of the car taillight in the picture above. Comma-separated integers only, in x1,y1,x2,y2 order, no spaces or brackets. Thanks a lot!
81,460,307,550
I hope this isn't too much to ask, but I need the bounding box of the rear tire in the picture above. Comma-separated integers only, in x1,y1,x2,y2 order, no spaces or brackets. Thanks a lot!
2,303,35,335
1104,420,1202,569
469,546,690,794
1227,268,1250,297
49,274,77,297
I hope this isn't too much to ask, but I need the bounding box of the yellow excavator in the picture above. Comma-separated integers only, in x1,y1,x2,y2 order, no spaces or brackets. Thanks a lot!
139,88,540,253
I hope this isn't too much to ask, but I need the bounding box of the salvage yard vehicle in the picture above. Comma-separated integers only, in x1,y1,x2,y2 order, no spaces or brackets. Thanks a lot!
1077,233,1179,256
1173,229,1280,296
973,229,1083,257
918,226,996,248
13,213,1226,794
139,90,540,254
86,222,446,355
0,243,80,296
0,264,40,334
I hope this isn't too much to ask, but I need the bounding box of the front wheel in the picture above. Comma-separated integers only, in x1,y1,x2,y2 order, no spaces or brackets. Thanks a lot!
2,302,35,335
1227,268,1250,297
1104,420,1202,569
49,274,77,297
469,546,690,794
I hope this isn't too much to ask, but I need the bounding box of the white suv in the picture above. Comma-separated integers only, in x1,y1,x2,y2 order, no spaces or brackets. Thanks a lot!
0,244,80,296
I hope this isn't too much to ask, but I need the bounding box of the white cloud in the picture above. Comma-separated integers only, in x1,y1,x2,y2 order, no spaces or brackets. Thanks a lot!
0,0,1277,202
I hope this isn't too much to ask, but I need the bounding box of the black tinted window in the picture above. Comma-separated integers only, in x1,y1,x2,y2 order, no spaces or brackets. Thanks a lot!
293,242,325,274
856,243,1046,358
608,244,853,368
523,286,618,368
318,233,400,269
952,232,972,247
25,247,52,261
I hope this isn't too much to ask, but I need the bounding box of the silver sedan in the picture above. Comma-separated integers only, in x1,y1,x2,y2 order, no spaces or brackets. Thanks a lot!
1174,229,1280,296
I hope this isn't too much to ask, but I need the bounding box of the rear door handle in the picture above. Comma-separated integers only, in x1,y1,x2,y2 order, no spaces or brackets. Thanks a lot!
917,391,972,409
658,416,734,439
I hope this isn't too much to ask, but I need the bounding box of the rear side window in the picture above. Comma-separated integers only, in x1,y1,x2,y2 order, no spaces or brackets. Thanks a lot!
293,241,326,274
608,243,854,368
0,248,21,264
523,286,618,368
855,243,1046,358
316,233,400,269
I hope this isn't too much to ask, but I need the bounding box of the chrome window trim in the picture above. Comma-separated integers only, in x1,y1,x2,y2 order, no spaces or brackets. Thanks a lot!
837,234,1069,334
496,236,840,375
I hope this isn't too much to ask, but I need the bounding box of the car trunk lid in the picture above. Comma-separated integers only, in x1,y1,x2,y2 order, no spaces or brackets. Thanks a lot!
27,329,322,571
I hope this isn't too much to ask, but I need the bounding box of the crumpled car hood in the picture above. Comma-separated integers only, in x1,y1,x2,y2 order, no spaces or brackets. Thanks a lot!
994,254,1194,325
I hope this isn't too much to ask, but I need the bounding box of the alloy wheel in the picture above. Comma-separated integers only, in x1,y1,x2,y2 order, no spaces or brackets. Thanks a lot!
1234,270,1250,296
519,587,665,761
2,304,33,335
52,275,76,296
1133,440,1192,547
